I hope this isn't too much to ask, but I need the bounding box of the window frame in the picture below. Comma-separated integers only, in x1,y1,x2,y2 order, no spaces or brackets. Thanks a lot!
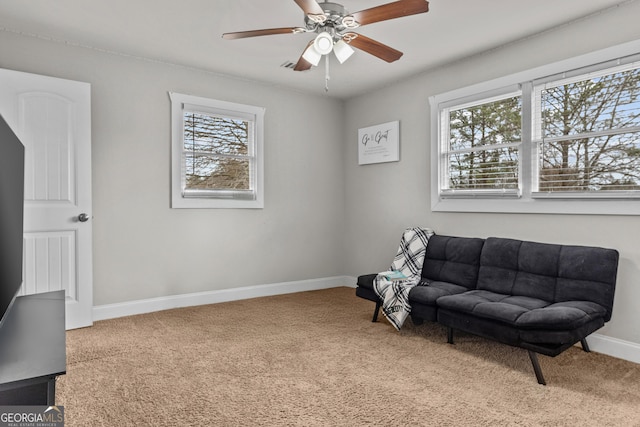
439,87,523,199
430,39,640,215
170,92,265,209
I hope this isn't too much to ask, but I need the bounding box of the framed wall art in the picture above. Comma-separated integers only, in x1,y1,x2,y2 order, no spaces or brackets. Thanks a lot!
358,120,399,165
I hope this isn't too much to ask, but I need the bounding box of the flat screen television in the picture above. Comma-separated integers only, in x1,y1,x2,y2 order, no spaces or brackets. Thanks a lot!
0,113,25,329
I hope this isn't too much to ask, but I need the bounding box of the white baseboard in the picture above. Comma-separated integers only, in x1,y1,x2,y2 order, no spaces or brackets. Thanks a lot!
93,275,356,322
587,333,640,364
92,276,640,365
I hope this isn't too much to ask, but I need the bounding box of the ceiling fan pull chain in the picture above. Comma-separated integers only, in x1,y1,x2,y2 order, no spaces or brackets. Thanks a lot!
325,55,330,92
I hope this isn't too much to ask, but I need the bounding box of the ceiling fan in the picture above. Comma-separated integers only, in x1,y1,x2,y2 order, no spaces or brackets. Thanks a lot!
222,0,430,74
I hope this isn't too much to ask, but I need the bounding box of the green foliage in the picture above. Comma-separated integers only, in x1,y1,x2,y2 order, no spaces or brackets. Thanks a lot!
539,68,640,191
447,66,640,193
449,96,521,190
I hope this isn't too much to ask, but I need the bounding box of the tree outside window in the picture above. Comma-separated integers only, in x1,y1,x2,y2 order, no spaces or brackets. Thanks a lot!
183,112,252,192
439,61,640,199
170,92,264,209
536,66,640,192
447,95,521,192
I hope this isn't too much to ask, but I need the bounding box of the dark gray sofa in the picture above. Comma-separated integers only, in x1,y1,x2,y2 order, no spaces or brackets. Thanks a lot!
356,235,619,384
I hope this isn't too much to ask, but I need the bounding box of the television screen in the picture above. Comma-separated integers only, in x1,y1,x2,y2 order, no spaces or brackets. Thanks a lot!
0,113,25,328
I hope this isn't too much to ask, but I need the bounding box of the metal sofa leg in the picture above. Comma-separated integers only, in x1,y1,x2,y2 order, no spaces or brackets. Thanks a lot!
581,338,591,353
372,301,381,322
447,327,454,344
528,351,546,385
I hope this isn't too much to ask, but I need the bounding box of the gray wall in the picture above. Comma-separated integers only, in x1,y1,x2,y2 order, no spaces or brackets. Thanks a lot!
0,30,347,306
2,0,640,349
344,1,640,345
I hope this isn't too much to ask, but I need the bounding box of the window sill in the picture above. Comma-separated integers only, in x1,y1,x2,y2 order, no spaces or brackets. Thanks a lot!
171,193,264,209
432,196,640,216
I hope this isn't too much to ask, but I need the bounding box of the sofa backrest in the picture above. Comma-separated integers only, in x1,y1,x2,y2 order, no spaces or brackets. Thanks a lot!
477,237,619,321
421,235,485,290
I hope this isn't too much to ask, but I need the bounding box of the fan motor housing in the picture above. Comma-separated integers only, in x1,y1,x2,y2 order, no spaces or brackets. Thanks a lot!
304,2,352,33
321,2,347,17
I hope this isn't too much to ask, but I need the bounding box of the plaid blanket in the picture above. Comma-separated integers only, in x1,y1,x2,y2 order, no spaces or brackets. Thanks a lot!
373,227,435,330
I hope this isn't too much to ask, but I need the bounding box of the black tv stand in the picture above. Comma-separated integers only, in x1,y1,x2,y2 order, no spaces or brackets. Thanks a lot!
0,291,66,405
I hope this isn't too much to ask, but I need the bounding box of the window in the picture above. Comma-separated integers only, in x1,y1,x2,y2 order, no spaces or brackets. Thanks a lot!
533,64,640,196
170,92,264,208
441,91,522,197
431,41,640,215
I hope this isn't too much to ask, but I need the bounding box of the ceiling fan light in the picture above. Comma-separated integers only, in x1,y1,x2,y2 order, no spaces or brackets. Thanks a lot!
302,44,322,66
313,32,334,55
333,39,354,64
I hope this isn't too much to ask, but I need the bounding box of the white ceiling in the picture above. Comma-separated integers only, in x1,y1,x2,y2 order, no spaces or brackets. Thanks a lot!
0,0,632,98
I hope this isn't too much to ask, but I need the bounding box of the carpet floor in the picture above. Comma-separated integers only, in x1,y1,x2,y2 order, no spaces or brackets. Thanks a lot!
58,287,640,426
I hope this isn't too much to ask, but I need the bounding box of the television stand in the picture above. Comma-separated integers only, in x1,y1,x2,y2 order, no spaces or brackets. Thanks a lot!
0,291,66,405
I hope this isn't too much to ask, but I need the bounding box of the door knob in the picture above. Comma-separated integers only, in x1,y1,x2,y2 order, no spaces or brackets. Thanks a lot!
78,213,90,222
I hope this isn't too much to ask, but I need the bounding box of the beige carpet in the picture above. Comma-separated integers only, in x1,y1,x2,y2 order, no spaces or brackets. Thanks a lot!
58,287,640,426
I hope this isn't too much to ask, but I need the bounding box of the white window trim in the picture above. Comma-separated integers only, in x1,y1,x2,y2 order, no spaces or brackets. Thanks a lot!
430,39,640,216
170,92,265,209
439,87,523,199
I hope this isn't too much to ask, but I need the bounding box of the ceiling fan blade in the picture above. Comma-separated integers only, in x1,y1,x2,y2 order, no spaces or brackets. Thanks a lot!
349,0,429,27
293,0,324,15
343,33,403,63
222,27,304,40
294,41,314,71
293,0,326,20
294,56,313,72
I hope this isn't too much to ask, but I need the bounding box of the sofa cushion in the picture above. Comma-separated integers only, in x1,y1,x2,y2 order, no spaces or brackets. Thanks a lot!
519,317,605,349
555,245,618,321
436,290,550,326
409,280,469,307
477,237,619,321
515,301,607,330
421,235,484,289
477,239,559,297
355,274,380,303
437,289,609,333
356,274,377,291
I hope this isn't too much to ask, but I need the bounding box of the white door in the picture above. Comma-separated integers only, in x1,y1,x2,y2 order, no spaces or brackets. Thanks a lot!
0,68,93,330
